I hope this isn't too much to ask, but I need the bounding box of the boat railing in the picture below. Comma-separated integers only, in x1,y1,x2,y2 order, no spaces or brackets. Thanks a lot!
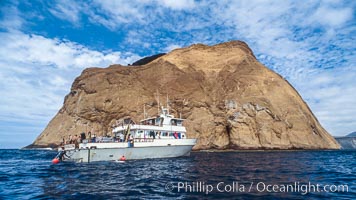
138,123,183,127
133,138,154,143
79,138,155,144
63,144,75,150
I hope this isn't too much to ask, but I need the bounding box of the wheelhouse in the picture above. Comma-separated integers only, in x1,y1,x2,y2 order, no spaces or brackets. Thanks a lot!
113,107,187,140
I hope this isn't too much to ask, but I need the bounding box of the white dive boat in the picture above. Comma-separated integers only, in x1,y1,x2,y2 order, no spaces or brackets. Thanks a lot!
54,107,197,163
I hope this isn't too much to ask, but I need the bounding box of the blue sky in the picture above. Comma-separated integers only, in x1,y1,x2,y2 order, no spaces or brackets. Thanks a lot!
0,0,355,148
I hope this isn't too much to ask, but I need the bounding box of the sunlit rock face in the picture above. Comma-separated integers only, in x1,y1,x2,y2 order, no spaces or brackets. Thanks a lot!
32,41,340,150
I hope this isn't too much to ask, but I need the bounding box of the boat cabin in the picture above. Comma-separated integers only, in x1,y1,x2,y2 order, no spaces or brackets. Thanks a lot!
139,108,184,126
112,107,187,141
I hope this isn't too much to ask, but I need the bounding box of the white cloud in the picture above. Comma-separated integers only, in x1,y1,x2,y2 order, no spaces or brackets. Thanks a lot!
47,0,197,30
159,0,196,10
164,44,181,52
88,0,146,29
309,5,353,27
0,31,140,140
48,0,82,24
297,66,356,135
0,2,24,30
0,32,139,69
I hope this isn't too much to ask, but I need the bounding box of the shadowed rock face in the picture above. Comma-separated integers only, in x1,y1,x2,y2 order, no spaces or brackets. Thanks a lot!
131,53,166,66
32,41,340,150
335,137,356,149
346,131,356,137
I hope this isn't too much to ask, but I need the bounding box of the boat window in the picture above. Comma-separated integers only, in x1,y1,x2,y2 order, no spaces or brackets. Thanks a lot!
177,120,183,126
130,130,135,136
169,132,174,137
162,132,167,137
124,118,131,124
155,118,160,125
115,131,123,137
136,130,143,138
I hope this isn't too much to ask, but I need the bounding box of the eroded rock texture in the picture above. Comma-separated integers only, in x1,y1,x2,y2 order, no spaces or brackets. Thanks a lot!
32,41,340,150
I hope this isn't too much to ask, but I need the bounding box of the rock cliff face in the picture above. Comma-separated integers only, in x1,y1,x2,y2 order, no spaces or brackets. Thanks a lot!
346,131,356,137
32,41,340,150
335,137,356,149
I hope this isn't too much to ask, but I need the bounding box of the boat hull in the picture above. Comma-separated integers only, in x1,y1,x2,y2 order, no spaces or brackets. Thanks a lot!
64,145,193,162
62,139,196,162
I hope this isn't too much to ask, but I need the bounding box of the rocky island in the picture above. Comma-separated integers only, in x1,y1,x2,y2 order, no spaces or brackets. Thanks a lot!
335,132,356,149
29,41,340,150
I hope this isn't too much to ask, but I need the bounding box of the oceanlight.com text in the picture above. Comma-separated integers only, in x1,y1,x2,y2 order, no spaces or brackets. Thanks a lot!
164,181,349,195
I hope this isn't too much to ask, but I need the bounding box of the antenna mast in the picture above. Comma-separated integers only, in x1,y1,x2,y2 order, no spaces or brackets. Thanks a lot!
143,104,146,118
166,94,169,115
155,90,160,115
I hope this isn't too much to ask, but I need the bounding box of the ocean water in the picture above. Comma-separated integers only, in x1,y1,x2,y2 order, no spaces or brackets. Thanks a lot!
0,150,354,199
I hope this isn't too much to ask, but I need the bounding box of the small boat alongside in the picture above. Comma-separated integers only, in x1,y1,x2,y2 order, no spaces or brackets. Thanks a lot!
53,107,196,163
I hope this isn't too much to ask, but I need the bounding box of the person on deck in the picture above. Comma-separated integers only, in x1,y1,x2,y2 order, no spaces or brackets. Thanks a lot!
92,133,97,143
97,136,102,143
68,135,72,144
157,131,161,139
80,132,86,143
57,146,69,161
61,137,66,146
87,131,91,142
119,132,124,142
73,135,79,148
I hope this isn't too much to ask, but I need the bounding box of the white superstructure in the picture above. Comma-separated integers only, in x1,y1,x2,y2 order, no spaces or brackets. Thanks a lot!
57,107,197,163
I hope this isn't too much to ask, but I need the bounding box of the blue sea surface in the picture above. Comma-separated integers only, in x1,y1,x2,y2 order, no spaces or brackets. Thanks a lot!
0,150,355,199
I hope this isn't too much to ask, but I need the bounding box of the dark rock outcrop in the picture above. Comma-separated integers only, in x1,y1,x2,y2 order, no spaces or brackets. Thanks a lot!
131,53,166,66
346,131,356,137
